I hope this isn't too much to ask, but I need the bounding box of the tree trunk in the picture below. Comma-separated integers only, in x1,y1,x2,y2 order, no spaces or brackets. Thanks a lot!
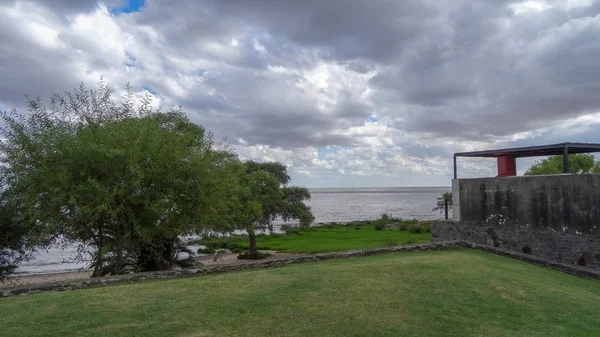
248,227,257,254
91,223,104,278
114,223,124,275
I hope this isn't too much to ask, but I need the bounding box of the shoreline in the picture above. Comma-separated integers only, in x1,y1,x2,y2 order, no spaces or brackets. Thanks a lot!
2,250,302,289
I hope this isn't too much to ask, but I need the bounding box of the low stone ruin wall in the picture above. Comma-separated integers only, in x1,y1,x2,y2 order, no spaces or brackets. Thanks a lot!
432,220,600,270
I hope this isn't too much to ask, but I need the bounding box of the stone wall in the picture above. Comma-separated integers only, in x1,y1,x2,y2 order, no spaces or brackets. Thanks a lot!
439,174,600,270
433,219,600,269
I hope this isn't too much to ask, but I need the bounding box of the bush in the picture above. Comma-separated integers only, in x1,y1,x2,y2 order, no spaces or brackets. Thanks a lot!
374,213,391,230
285,227,302,235
410,226,423,234
396,221,431,233
405,239,416,245
231,248,244,254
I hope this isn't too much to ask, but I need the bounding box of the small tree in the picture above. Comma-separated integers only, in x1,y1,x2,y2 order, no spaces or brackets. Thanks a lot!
433,192,452,213
231,161,314,259
524,154,600,175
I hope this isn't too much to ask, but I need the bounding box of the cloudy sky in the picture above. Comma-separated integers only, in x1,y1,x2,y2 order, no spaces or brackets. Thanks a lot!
1,0,600,187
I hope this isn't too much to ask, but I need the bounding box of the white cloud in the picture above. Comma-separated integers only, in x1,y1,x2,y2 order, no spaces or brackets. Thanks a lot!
2,0,600,187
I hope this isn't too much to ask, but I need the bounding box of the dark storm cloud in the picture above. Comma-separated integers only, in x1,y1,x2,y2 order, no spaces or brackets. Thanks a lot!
2,0,600,158
181,66,372,148
207,0,437,62
0,9,78,111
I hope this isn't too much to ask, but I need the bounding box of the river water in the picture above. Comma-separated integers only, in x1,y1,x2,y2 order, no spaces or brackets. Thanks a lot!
15,186,451,274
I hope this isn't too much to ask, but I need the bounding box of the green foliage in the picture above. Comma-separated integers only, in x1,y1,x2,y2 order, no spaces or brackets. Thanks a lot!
524,154,600,175
0,81,239,276
0,197,37,281
198,236,244,251
284,227,302,235
397,221,431,233
374,213,391,230
224,161,314,257
410,226,424,234
433,192,452,213
381,239,397,247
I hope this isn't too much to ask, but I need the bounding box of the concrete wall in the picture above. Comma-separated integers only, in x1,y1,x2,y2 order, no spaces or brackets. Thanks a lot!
434,174,600,269
452,179,461,221
458,174,600,235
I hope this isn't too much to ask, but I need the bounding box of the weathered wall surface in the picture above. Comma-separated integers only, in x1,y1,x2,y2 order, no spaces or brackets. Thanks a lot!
459,174,600,235
432,220,600,269
434,174,600,269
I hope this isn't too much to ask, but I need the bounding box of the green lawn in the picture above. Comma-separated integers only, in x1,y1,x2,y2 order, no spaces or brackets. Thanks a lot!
200,224,432,253
1,250,599,337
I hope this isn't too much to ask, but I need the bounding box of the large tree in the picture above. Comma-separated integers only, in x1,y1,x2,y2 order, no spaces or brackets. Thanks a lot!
0,81,237,276
524,154,600,175
230,161,314,259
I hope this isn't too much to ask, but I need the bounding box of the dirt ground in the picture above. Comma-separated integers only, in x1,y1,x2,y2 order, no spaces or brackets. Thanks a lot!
2,250,305,288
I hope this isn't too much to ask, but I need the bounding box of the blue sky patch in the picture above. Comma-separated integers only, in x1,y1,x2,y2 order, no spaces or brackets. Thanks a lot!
367,116,377,123
142,84,157,95
124,52,136,67
109,0,145,15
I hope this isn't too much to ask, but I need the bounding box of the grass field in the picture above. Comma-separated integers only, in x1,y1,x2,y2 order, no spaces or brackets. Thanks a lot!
1,250,599,337
197,223,432,253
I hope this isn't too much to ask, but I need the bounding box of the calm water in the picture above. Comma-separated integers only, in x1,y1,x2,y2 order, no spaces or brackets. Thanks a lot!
16,186,451,275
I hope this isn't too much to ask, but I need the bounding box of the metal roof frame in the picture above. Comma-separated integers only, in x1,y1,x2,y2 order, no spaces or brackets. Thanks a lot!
453,142,600,179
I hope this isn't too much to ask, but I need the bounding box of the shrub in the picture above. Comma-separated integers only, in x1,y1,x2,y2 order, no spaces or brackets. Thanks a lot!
374,213,391,230
410,226,423,234
396,221,431,233
285,227,302,235
231,248,244,254
405,239,415,245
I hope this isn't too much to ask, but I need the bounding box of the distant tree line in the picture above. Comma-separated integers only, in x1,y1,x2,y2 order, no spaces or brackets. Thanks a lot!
524,154,600,175
0,80,313,280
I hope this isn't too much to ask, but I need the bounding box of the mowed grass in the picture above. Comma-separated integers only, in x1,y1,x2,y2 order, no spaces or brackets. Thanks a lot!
2,250,600,337
203,225,432,253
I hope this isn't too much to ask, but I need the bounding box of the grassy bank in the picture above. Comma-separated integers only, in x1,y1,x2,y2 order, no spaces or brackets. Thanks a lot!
195,220,432,254
1,250,599,337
